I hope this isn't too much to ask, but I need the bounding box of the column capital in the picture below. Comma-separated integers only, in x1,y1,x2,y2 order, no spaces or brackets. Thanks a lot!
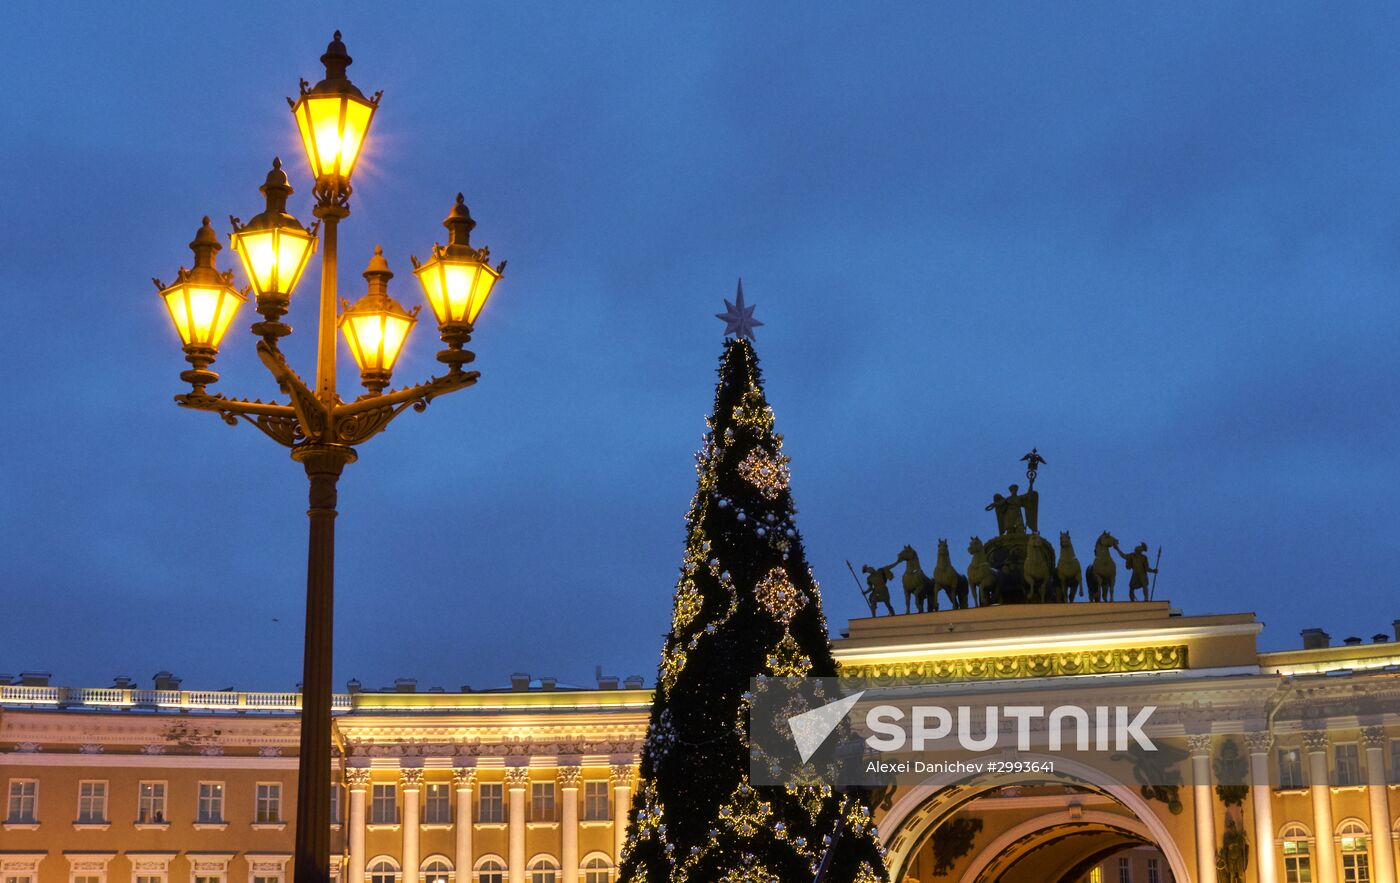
1303,730,1330,753
557,766,583,789
1186,734,1213,757
346,768,372,790
400,767,424,790
452,766,478,789
1244,731,1275,754
1362,726,1389,749
610,764,635,787
505,766,532,790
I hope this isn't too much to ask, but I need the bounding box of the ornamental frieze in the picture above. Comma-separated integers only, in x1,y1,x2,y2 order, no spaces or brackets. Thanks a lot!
838,644,1188,685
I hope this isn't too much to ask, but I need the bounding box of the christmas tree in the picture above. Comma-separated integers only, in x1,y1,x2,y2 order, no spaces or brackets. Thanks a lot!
618,324,887,883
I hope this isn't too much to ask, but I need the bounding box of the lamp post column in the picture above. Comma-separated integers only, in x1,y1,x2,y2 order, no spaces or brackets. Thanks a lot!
294,443,355,883
1188,735,1218,883
1246,732,1278,883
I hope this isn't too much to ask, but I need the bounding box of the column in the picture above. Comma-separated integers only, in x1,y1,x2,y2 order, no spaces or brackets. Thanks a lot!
346,769,370,883
558,767,582,883
1188,734,1218,883
506,767,530,883
1246,732,1279,883
1363,727,1397,883
1305,731,1338,883
453,767,476,881
610,764,634,865
401,768,423,883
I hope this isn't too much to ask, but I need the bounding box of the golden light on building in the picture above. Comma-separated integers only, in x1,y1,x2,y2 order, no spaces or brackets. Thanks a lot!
289,31,378,187
339,246,418,394
229,158,317,336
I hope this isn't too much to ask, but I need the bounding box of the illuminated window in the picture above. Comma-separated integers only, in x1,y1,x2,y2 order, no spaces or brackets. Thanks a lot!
368,860,398,883
1335,744,1361,786
531,783,556,822
425,784,452,824
197,782,224,824
1088,867,1103,883
77,781,107,823
1278,748,1306,788
583,782,609,821
1340,820,1370,883
7,779,37,823
138,781,166,824
528,858,557,883
476,859,505,883
582,857,610,883
371,784,397,824
478,784,504,823
1282,824,1313,883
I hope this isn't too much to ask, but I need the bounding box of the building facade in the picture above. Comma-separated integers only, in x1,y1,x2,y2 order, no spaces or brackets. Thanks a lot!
4,600,1400,883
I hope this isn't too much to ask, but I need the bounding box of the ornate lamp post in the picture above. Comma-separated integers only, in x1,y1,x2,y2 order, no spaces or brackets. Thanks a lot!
151,32,506,883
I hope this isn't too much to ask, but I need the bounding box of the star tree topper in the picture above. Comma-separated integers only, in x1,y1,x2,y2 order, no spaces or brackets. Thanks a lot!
716,278,763,340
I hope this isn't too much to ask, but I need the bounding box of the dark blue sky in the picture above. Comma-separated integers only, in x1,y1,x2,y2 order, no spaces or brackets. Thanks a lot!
3,3,1399,692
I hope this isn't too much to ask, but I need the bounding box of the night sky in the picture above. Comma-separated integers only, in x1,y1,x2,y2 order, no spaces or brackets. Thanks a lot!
3,3,1399,693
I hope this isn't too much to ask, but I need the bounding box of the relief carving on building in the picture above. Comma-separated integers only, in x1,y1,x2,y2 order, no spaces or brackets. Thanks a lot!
839,644,1188,685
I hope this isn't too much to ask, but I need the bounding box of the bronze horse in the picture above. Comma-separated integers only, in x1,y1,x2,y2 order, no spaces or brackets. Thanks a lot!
933,539,971,609
895,544,937,613
1057,531,1081,602
1085,530,1119,602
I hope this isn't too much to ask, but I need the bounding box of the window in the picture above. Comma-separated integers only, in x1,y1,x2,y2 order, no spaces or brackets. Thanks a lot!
1146,858,1160,883
1341,821,1370,883
74,877,100,883
531,783,556,822
253,877,279,883
528,859,557,883
197,782,224,823
583,857,610,883
478,783,504,823
1282,826,1313,883
371,784,397,825
368,860,398,883
1117,856,1130,883
1279,748,1306,788
583,781,609,821
425,784,452,824
476,860,504,883
137,877,163,883
330,783,342,826
195,877,222,883
7,779,37,823
421,859,451,883
256,783,282,823
1088,868,1103,883
1336,744,1362,787
77,781,107,823
137,781,166,824
1391,740,1400,784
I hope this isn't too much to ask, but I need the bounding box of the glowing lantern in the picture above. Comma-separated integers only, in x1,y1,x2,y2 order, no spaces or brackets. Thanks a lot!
410,194,506,372
156,217,247,391
229,158,317,337
289,31,379,190
339,246,418,394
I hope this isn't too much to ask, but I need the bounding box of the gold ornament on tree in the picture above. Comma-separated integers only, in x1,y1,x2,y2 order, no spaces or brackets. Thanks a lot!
754,567,806,624
738,447,791,500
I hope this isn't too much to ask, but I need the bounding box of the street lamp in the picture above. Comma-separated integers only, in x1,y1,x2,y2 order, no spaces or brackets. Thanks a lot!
153,32,506,883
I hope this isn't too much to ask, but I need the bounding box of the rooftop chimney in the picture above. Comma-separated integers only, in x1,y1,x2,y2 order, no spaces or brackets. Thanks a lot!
394,678,418,693
18,672,51,687
1301,629,1330,650
1374,634,1389,644
623,674,645,689
0,674,13,685
596,665,619,690
112,676,135,689
346,679,362,694
153,671,181,691
1344,636,1363,646
539,676,557,690
510,673,531,691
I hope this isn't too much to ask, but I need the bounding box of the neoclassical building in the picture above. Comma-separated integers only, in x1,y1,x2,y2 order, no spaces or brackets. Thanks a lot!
4,599,1399,883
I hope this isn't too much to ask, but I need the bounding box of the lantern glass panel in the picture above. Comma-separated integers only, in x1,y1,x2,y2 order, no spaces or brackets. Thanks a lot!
295,94,374,180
